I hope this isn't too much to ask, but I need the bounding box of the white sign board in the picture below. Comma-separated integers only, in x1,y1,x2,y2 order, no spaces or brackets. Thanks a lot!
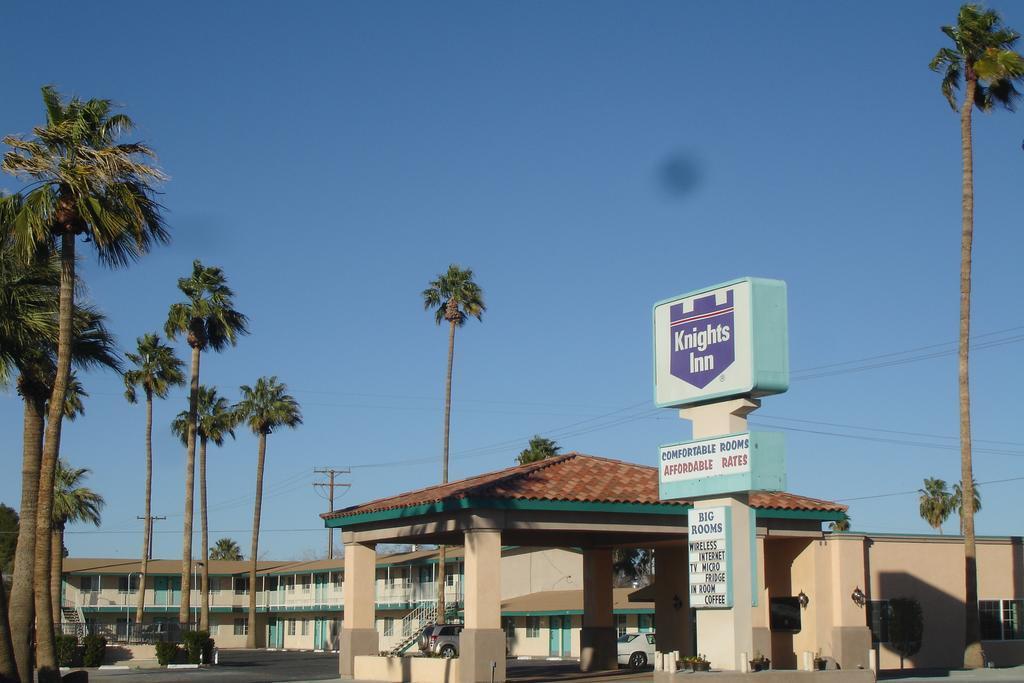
661,434,751,483
653,277,789,408
688,506,732,608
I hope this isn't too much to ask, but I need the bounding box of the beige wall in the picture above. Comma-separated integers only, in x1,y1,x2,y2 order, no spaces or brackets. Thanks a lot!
866,535,1024,669
500,549,581,600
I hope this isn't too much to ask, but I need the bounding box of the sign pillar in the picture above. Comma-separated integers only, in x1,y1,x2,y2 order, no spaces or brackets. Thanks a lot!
653,278,789,673
682,399,758,672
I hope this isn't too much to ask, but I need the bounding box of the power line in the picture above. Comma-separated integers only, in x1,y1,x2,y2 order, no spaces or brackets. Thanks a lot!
834,475,1024,503
313,467,350,558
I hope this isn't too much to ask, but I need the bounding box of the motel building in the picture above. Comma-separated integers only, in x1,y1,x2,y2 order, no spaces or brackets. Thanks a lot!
64,453,1023,680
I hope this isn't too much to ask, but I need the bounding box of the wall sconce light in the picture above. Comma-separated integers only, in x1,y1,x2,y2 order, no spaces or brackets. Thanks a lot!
797,591,809,609
851,587,866,607
672,594,683,611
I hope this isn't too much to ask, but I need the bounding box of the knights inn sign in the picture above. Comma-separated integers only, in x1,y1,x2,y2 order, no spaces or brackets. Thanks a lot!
652,277,789,409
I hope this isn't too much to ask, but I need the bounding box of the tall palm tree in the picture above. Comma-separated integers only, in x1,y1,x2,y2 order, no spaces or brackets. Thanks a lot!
918,478,952,534
2,86,167,682
234,377,301,648
930,7,1023,668
50,459,103,625
124,334,185,626
2,222,118,683
422,265,485,621
952,478,983,536
209,538,242,561
172,386,236,631
165,260,248,629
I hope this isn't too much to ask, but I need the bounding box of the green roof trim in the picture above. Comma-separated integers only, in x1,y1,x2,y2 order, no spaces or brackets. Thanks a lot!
324,495,843,528
500,608,654,617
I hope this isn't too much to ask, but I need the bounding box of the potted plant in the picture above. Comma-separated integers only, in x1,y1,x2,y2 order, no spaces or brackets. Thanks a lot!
813,650,827,671
693,653,711,672
749,652,770,672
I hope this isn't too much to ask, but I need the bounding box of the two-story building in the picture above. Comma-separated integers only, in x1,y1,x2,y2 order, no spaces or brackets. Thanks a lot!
61,545,655,657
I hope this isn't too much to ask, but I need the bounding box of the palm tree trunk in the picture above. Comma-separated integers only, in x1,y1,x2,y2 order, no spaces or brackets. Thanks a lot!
247,433,267,649
436,319,457,622
959,74,983,670
179,346,201,629
136,391,154,626
49,527,62,627
199,437,210,632
9,395,43,683
0,568,17,683
35,230,76,683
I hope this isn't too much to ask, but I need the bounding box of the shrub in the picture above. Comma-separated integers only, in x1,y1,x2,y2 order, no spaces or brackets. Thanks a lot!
55,634,82,667
155,641,181,666
889,597,924,669
182,630,215,664
82,634,106,667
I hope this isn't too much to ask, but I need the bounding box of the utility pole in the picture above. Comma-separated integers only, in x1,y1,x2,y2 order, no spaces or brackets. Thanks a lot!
313,468,350,559
137,515,167,560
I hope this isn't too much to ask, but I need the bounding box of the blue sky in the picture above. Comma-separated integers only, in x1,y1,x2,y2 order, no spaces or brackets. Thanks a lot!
2,1,1022,560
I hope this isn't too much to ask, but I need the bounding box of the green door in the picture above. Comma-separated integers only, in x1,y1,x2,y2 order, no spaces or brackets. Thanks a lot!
154,577,168,606
268,619,281,648
314,618,328,650
549,616,569,657
314,574,327,604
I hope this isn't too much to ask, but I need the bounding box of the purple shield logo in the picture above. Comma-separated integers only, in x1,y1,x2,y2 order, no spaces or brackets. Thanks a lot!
669,289,735,389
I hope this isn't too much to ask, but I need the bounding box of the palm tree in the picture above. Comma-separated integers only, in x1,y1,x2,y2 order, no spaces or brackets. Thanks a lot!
930,7,1023,667
172,386,236,631
952,478,983,536
918,478,952,534
124,333,185,626
209,538,243,561
422,264,485,622
2,86,167,682
50,459,103,625
1,222,118,683
516,436,560,465
165,260,248,628
234,377,302,648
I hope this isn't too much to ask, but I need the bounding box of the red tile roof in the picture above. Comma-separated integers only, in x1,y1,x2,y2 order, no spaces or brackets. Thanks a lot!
323,453,845,520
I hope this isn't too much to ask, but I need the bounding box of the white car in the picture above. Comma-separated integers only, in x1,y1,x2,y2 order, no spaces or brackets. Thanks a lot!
617,632,656,670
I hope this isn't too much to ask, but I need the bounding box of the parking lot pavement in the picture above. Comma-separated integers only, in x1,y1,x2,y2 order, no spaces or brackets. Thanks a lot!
877,668,1024,681
75,650,339,683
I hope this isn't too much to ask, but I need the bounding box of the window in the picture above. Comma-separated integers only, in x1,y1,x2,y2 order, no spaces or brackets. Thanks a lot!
288,620,296,636
233,577,249,595
332,571,343,588
527,616,541,638
117,575,140,593
383,617,394,637
615,614,627,637
419,566,432,584
209,624,218,635
980,600,1023,641
867,600,891,643
301,619,309,636
638,614,654,633
646,634,656,646
210,577,220,593
233,618,248,636
81,576,100,593
617,633,639,643
502,617,515,639
769,597,801,632
300,577,310,593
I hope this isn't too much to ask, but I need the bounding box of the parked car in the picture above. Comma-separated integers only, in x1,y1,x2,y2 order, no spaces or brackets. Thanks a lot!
419,624,463,658
617,632,656,670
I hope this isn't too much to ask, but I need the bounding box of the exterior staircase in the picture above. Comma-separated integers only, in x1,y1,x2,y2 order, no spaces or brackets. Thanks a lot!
60,606,86,638
387,603,437,656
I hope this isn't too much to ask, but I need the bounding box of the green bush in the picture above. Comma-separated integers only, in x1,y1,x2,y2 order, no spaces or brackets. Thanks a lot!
55,634,82,667
155,641,180,666
182,630,215,664
82,634,106,667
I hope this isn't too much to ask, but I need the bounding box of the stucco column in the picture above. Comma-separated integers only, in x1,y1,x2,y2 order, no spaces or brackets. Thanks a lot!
339,541,378,678
580,548,616,672
461,528,505,683
751,533,771,660
680,398,759,672
654,543,692,658
829,534,871,670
